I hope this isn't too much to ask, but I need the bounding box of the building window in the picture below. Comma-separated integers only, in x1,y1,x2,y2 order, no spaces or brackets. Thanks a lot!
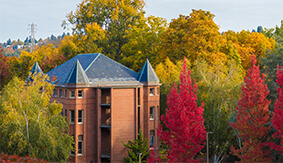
149,88,155,96
78,135,83,155
53,89,57,97
150,130,155,147
150,106,155,120
78,90,83,98
78,110,83,124
65,90,68,98
65,109,67,117
70,110,75,124
71,135,75,155
60,89,63,97
70,90,75,98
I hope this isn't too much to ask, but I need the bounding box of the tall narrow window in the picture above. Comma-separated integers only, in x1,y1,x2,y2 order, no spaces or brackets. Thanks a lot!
149,88,155,96
150,106,155,120
78,110,83,124
150,130,155,147
78,135,83,155
65,90,68,98
70,90,75,98
138,88,141,105
53,89,57,97
60,89,63,97
78,90,83,98
65,109,67,117
70,110,75,124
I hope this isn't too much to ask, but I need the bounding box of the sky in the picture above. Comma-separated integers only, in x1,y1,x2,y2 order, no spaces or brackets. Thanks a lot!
0,0,283,43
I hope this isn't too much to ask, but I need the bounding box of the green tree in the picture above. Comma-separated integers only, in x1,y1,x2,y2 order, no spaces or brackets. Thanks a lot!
0,74,73,162
121,15,167,71
64,0,146,61
192,60,243,162
122,129,149,162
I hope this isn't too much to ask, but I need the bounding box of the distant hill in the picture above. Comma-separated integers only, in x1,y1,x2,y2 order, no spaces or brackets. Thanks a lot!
0,32,70,57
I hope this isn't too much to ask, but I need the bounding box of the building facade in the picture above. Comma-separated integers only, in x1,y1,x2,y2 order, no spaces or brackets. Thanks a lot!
33,53,160,162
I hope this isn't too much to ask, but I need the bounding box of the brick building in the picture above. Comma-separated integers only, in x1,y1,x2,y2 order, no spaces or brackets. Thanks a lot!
31,53,160,162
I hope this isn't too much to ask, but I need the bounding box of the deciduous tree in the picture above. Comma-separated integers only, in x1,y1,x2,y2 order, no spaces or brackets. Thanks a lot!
0,74,73,162
230,55,272,162
269,66,283,154
158,59,206,162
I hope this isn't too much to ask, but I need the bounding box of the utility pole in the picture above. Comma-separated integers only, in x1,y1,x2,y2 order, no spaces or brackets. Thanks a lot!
28,23,37,52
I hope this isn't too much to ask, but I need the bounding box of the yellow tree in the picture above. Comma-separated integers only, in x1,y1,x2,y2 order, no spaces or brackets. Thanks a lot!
64,0,146,61
159,9,236,67
0,74,73,162
121,16,167,71
223,30,275,70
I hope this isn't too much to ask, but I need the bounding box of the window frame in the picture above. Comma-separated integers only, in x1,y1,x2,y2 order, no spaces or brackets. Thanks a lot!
70,110,75,124
149,88,155,96
59,89,63,98
78,90,84,98
70,90,75,99
78,110,83,124
150,130,155,147
150,106,155,120
78,135,83,155
53,89,57,97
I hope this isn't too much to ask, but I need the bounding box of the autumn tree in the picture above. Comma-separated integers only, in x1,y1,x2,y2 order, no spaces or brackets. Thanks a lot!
159,59,206,162
159,9,237,67
155,57,190,115
0,48,12,89
223,30,275,70
230,55,272,162
192,60,243,162
121,15,167,71
64,0,146,61
269,66,283,154
0,74,73,162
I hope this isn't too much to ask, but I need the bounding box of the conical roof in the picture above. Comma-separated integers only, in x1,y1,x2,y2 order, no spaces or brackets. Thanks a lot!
64,59,90,84
138,59,159,82
25,61,43,83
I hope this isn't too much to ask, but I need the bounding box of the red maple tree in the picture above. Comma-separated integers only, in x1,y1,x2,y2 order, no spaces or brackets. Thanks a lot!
0,48,12,88
158,59,206,162
230,55,271,162
269,66,283,154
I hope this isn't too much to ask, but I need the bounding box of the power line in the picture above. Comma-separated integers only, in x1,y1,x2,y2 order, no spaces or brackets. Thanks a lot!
28,23,37,52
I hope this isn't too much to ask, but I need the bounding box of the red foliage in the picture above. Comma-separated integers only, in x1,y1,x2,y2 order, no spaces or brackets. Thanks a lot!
230,55,272,162
147,148,161,163
40,53,67,73
269,66,283,154
0,153,48,163
0,47,12,88
158,59,206,162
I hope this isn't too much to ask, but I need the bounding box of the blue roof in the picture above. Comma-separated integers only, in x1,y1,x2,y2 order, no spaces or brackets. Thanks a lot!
46,53,140,84
26,61,43,83
64,59,90,84
138,59,159,82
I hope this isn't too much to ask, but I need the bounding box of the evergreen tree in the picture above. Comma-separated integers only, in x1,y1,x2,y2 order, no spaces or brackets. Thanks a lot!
122,129,150,163
159,59,206,162
230,55,272,162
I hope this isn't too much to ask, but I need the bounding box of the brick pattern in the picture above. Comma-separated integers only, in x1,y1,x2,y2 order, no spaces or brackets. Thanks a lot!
51,84,160,163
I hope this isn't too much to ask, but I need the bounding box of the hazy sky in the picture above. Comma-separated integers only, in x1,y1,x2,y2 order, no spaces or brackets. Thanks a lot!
0,0,282,42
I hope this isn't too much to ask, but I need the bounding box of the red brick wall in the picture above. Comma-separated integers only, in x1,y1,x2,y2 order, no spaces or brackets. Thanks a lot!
111,88,136,162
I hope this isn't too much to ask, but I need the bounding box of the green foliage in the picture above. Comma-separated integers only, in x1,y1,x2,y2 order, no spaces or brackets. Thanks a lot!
65,0,146,62
192,60,243,162
122,130,149,163
0,74,73,162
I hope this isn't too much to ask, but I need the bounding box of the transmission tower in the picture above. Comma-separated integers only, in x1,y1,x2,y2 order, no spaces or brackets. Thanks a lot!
28,23,37,52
